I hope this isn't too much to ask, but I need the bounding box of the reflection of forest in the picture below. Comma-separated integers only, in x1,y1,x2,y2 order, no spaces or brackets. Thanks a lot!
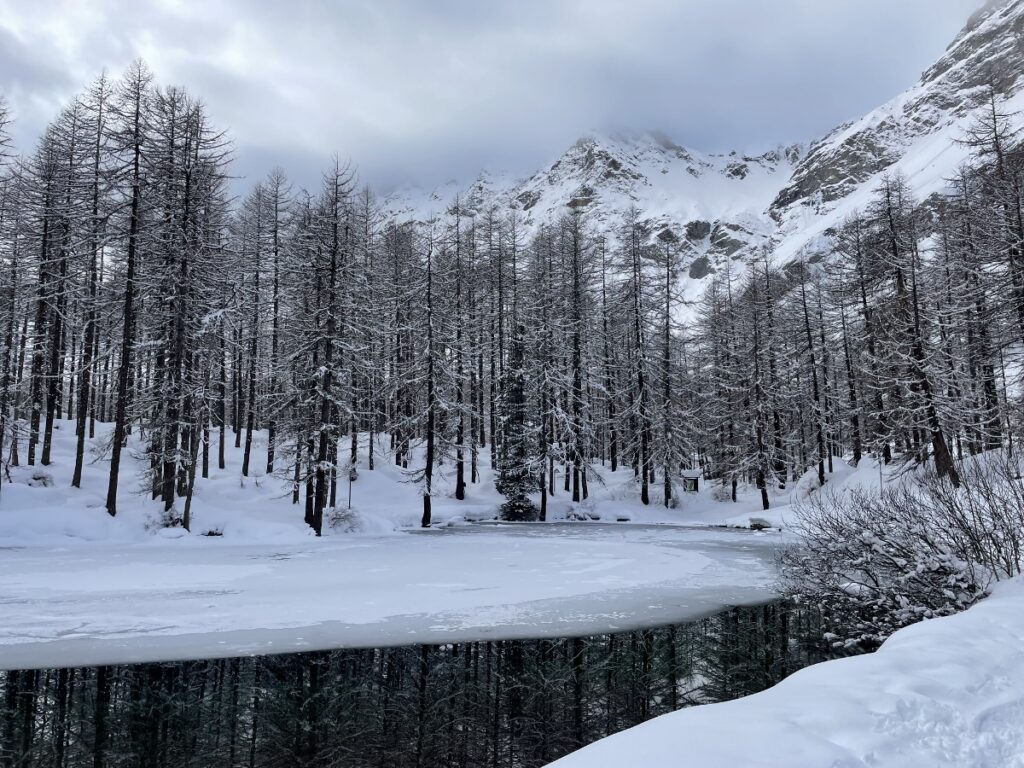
0,602,841,768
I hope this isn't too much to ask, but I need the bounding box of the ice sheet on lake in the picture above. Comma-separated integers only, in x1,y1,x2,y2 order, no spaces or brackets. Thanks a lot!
0,524,779,669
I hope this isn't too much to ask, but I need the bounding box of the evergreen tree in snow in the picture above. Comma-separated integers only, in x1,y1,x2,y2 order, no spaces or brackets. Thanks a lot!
496,322,537,521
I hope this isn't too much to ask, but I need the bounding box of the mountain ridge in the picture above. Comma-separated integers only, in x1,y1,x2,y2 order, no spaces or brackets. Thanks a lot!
383,0,1024,284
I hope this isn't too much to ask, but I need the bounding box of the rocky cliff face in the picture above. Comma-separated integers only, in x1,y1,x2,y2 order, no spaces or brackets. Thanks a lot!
768,0,1024,258
385,0,1024,283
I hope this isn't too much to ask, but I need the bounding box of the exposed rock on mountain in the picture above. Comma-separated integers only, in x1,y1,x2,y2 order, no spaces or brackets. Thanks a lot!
769,0,1024,259
384,132,799,282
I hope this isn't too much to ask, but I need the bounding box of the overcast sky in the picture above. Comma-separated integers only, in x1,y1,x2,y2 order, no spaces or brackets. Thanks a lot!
0,0,983,193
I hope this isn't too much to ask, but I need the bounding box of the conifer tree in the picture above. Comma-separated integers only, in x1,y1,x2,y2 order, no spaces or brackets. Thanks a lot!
497,322,537,520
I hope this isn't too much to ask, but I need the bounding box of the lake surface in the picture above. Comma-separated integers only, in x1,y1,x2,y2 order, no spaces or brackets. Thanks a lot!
0,601,841,768
0,524,779,669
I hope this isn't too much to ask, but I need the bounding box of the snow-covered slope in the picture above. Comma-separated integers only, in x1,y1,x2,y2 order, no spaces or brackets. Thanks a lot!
384,132,801,290
386,0,1024,282
549,575,1024,768
769,0,1024,261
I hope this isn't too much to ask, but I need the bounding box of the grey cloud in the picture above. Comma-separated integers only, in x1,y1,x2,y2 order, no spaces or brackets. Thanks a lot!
0,0,984,193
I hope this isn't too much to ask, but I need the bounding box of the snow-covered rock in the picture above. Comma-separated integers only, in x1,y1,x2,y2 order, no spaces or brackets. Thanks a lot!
769,0,1024,262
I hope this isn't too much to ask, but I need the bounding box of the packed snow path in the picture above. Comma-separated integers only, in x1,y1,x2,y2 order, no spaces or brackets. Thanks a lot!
0,523,778,669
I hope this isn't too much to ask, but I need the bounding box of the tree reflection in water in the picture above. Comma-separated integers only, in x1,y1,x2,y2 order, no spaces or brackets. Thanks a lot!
0,602,839,768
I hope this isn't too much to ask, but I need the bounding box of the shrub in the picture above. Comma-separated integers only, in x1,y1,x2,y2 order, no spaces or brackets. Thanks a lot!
779,454,1024,651
917,452,1024,580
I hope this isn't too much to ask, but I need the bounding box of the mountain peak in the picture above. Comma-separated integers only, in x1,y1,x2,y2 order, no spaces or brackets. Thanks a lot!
921,0,1024,102
383,0,1024,289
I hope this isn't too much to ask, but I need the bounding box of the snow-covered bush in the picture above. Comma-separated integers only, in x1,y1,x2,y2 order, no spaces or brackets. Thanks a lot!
916,452,1024,580
153,506,184,531
778,460,1024,651
710,483,734,503
328,505,362,533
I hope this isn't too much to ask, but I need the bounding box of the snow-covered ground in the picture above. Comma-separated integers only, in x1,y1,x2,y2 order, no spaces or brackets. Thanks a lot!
0,418,808,548
550,575,1024,768
0,418,905,674
0,418,791,669
6,419,1017,767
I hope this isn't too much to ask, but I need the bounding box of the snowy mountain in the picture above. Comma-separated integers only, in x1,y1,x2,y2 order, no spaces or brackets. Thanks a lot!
384,0,1024,281
769,0,1024,261
384,132,800,286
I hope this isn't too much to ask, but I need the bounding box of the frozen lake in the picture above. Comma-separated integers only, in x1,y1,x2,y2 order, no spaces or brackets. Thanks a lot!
0,523,780,669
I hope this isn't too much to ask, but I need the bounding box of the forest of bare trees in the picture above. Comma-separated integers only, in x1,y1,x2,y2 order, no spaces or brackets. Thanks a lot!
1,63,1023,531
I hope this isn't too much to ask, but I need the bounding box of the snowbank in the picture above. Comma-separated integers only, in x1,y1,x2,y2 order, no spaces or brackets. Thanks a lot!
3,414,896,549
549,577,1024,768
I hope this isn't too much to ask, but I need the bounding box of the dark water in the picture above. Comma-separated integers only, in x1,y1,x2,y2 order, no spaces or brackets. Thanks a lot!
0,602,836,768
